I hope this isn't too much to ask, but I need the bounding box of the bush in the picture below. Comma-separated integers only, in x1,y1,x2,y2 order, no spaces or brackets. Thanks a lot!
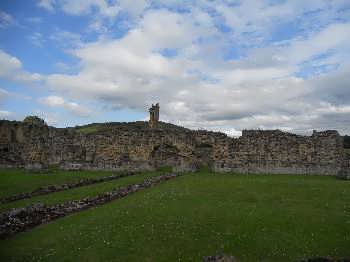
23,116,46,126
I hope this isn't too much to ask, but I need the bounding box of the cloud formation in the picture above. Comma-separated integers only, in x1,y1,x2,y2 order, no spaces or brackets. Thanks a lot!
1,0,350,134
0,110,12,118
41,3,350,134
39,95,91,117
0,50,42,82
0,11,14,28
37,0,55,12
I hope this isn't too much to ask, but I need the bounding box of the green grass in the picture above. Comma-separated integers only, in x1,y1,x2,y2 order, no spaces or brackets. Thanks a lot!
0,169,168,212
345,148,350,156
0,169,119,199
1,171,349,261
75,124,101,134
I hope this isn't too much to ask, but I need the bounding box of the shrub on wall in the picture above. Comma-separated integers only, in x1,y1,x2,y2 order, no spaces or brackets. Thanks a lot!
23,116,47,126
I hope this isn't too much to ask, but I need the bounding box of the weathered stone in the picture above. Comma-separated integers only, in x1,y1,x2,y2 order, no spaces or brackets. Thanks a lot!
149,103,160,128
0,113,348,175
24,162,48,172
336,171,350,180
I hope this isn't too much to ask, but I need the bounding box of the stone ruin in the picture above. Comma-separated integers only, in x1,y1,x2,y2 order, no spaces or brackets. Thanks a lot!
149,103,160,128
0,105,349,176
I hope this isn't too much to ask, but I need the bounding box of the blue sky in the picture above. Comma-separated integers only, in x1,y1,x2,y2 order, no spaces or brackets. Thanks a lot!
0,0,349,135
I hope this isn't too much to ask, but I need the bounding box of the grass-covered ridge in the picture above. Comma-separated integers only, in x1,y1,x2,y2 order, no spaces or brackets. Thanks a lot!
0,171,349,261
74,121,190,134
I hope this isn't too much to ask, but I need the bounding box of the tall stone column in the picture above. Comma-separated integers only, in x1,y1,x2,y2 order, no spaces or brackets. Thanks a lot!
149,103,160,128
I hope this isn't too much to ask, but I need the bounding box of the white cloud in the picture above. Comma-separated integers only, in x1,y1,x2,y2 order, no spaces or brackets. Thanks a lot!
0,110,12,118
119,0,148,18
215,0,348,47
37,0,55,12
0,87,9,95
42,5,350,134
54,61,70,71
0,88,9,105
0,50,21,74
61,0,120,17
50,29,82,48
286,23,350,65
65,102,91,117
40,95,65,106
0,50,42,82
39,95,91,117
39,0,149,33
317,103,350,114
4,1,350,134
28,32,44,47
45,8,213,97
0,11,14,28
54,0,148,18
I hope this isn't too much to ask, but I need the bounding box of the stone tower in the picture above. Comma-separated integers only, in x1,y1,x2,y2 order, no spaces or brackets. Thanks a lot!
149,103,160,128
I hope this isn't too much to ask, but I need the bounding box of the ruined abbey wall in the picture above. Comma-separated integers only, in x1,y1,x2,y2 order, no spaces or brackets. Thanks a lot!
213,130,344,175
0,120,347,175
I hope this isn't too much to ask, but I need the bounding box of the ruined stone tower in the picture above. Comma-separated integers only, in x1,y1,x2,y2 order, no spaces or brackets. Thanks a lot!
149,103,160,128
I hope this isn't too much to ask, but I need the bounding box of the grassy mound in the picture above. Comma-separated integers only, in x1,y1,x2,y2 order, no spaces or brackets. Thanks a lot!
0,172,349,261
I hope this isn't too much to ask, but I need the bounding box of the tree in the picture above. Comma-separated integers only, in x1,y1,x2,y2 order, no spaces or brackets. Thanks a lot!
23,116,47,126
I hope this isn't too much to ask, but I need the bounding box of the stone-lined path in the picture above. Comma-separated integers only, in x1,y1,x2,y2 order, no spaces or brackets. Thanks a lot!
0,171,136,204
0,172,181,239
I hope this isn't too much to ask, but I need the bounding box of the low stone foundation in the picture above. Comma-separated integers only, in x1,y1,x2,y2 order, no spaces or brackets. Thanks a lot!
0,171,136,204
0,172,181,239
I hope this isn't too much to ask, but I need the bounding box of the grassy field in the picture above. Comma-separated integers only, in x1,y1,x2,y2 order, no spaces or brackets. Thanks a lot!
0,170,349,261
0,169,169,212
0,169,117,199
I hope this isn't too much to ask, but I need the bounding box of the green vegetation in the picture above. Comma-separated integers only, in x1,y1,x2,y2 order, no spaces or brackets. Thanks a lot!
345,148,350,156
0,169,120,199
1,170,349,261
75,124,102,134
74,121,189,134
0,169,168,212
23,115,46,126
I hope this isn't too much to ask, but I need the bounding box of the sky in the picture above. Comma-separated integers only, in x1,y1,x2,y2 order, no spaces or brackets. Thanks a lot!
0,0,349,136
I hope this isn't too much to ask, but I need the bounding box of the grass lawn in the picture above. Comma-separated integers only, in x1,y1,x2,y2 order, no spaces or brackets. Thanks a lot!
0,169,118,199
75,124,101,134
0,169,169,212
0,171,349,261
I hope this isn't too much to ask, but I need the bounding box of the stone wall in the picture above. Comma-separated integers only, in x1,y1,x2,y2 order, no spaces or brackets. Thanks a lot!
0,120,347,175
213,130,344,175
